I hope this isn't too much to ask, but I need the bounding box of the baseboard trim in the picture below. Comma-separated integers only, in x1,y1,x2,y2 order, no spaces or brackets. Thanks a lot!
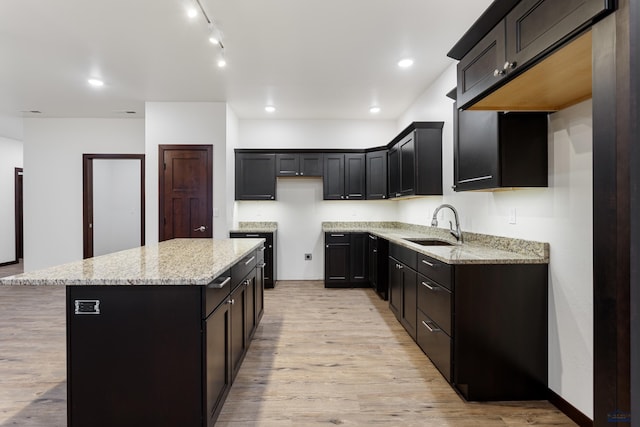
0,260,18,268
548,388,593,427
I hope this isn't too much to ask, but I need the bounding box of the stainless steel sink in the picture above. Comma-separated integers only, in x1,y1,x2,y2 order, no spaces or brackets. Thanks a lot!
403,238,455,246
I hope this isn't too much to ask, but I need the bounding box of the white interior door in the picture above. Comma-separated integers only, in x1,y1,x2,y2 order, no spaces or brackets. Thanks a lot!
92,159,141,257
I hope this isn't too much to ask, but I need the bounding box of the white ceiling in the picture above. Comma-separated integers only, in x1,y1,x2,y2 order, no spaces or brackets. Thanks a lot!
0,0,492,120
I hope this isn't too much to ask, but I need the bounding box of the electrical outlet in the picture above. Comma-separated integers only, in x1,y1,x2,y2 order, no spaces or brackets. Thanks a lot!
508,208,517,224
304,253,312,261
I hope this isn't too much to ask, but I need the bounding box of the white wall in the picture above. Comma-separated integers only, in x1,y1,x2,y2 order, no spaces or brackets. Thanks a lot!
0,136,23,264
235,119,398,280
22,118,144,271
397,64,594,418
145,102,229,243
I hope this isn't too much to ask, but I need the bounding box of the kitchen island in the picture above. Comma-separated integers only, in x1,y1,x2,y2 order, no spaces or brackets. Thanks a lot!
1,238,266,427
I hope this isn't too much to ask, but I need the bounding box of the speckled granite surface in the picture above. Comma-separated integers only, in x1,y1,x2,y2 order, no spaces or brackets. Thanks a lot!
230,221,278,233
322,222,549,265
0,238,264,286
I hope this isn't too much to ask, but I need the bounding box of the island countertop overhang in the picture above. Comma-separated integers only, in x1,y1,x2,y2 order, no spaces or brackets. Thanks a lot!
0,238,265,286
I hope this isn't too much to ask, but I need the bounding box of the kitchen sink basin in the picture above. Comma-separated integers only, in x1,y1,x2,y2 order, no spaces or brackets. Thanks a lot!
403,238,455,246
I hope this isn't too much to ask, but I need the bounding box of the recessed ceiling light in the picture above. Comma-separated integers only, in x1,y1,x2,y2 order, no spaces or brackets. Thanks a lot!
186,7,198,18
397,58,414,68
369,106,381,114
265,105,276,113
217,58,227,68
88,78,104,87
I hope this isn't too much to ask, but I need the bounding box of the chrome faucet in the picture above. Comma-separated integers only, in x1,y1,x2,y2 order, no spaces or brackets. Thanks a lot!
431,204,463,243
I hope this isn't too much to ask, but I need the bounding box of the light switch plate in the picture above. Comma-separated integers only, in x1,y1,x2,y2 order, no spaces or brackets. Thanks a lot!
508,208,517,224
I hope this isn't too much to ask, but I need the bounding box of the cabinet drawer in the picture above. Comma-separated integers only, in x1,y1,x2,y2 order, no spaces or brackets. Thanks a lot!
417,310,452,382
389,243,417,270
232,251,257,285
417,254,452,290
205,270,231,317
325,232,350,244
417,275,452,336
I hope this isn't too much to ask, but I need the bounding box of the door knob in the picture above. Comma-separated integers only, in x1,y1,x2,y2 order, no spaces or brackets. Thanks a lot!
194,225,207,232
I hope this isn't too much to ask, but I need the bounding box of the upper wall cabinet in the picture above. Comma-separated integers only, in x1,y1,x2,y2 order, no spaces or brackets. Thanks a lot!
388,122,443,199
323,153,365,200
235,153,276,200
454,108,548,191
451,0,615,110
366,150,387,200
276,153,323,177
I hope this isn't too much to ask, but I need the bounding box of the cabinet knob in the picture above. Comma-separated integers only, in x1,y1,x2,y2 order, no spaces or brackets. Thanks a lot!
382,195,386,199
300,172,304,176
503,61,517,70
295,172,299,176
271,196,275,200
340,196,344,199
346,196,349,199
493,68,506,77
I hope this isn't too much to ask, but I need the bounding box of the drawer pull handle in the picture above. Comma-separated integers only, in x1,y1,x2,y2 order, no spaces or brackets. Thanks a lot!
228,299,235,305
208,276,231,289
422,281,438,291
369,235,376,240
422,320,441,333
331,233,345,237
421,259,435,267
246,234,260,237
244,256,256,265
259,247,266,252
258,263,266,268
458,175,493,184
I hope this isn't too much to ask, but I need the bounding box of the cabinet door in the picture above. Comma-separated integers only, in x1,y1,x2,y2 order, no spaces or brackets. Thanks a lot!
388,146,400,198
401,267,417,340
229,284,246,380
349,232,368,282
344,153,365,200
323,154,345,200
368,235,378,287
506,0,612,69
366,150,388,199
243,270,257,341
455,109,500,191
206,301,230,426
325,241,350,283
299,153,323,176
276,153,300,176
457,22,507,108
399,133,416,196
388,258,403,321
255,262,264,323
235,153,276,200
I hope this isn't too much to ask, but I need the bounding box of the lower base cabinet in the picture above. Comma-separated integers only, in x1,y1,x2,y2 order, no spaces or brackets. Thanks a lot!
67,249,265,427
324,232,369,288
391,246,548,401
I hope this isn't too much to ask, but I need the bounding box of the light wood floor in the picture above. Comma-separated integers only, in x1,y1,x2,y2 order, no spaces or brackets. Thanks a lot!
0,281,576,426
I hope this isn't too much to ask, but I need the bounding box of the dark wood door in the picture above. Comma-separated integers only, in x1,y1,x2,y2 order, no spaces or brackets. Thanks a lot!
344,153,365,200
323,153,345,200
230,283,246,381
276,153,299,176
160,145,212,241
505,0,612,70
388,258,402,320
457,22,507,108
234,153,276,200
388,146,400,197
299,153,323,176
206,300,230,426
349,232,368,282
399,133,416,196
366,150,387,199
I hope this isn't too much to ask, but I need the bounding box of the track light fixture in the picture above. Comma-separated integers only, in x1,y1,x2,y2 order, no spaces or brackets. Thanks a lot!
181,0,227,64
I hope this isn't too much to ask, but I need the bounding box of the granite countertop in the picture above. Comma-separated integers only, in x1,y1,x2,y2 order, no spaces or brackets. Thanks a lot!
229,221,278,233
0,238,265,286
322,222,549,265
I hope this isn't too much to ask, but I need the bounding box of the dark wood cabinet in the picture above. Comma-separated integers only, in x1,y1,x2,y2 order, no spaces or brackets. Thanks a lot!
368,234,389,300
323,153,365,200
365,150,387,199
324,232,369,288
454,108,548,191
388,243,418,339
230,232,277,288
67,249,264,427
276,153,323,177
235,153,276,200
453,0,614,109
387,122,443,199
